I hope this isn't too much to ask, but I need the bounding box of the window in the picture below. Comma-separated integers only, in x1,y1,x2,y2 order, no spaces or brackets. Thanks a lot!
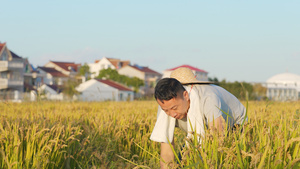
11,72,21,80
1,72,7,78
120,93,123,101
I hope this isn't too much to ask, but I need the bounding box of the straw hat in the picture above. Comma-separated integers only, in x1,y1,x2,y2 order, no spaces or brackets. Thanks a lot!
170,67,213,84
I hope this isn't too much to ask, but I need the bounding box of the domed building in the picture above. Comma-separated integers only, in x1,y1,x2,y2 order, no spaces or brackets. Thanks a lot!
266,72,300,101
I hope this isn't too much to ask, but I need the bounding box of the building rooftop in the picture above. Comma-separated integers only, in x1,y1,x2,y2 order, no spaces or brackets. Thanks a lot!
96,79,132,91
49,61,80,72
131,65,161,75
267,72,300,84
0,43,5,52
38,67,68,77
10,50,22,59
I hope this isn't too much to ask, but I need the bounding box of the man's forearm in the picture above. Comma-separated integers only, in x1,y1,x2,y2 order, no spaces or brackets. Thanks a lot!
160,142,175,169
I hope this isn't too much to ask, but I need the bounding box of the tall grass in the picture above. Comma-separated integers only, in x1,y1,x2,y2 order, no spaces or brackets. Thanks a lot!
0,101,299,168
169,101,300,168
0,101,161,168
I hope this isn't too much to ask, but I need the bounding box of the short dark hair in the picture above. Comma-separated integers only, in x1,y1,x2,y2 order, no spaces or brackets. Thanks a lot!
154,78,186,102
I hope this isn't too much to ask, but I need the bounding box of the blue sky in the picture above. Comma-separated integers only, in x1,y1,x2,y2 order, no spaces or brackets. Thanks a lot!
1,1,299,82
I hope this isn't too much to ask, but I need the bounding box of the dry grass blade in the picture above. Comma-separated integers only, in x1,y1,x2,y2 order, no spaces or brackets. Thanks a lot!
285,137,300,152
116,154,151,169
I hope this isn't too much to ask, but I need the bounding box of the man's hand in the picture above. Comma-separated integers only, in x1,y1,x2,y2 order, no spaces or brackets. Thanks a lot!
160,142,175,169
208,116,225,134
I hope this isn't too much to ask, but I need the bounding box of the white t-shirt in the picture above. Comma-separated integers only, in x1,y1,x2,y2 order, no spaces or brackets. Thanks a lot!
150,84,247,143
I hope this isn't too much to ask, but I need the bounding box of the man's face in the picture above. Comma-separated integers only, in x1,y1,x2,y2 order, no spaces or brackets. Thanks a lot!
157,91,190,120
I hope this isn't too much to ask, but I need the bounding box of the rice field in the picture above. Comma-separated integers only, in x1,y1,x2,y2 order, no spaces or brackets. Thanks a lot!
0,100,299,168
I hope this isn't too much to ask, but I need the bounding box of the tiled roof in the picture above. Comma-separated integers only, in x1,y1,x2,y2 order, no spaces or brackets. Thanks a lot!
0,43,5,53
0,43,22,59
38,67,68,77
107,58,120,68
49,61,80,72
167,65,208,73
131,65,161,75
96,79,132,91
107,58,130,69
95,57,130,69
46,84,63,93
10,50,22,59
30,64,37,71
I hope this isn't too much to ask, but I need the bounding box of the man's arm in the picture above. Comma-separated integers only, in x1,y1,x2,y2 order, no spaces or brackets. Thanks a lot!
160,141,175,169
208,115,225,134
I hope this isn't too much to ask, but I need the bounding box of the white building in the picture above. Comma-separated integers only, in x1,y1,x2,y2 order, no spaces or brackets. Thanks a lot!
266,72,300,101
118,64,162,96
44,61,81,77
163,65,209,81
37,84,63,101
76,79,134,101
0,43,24,101
88,57,130,78
37,67,69,85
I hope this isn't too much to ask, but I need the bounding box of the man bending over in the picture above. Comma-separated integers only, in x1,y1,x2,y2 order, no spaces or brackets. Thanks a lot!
150,67,247,168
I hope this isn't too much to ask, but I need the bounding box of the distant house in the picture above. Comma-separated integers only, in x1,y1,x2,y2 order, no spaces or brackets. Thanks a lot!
44,61,81,78
23,58,43,91
0,42,24,101
118,64,162,96
88,57,130,78
76,79,134,101
163,65,209,81
37,84,63,100
37,67,69,85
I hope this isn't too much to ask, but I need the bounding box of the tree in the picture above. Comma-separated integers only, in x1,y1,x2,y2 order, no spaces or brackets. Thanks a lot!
98,68,119,80
218,80,254,100
62,79,80,99
253,83,267,100
128,77,145,93
79,63,91,80
208,77,219,85
210,77,266,100
97,68,144,93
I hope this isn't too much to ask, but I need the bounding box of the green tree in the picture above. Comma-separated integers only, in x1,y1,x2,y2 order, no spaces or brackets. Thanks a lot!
98,68,119,80
253,83,267,100
62,79,80,99
97,68,144,93
79,63,91,80
218,80,254,100
128,77,145,93
208,76,219,85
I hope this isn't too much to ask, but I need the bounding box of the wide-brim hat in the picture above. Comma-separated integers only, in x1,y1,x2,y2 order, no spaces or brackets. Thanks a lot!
170,67,213,84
